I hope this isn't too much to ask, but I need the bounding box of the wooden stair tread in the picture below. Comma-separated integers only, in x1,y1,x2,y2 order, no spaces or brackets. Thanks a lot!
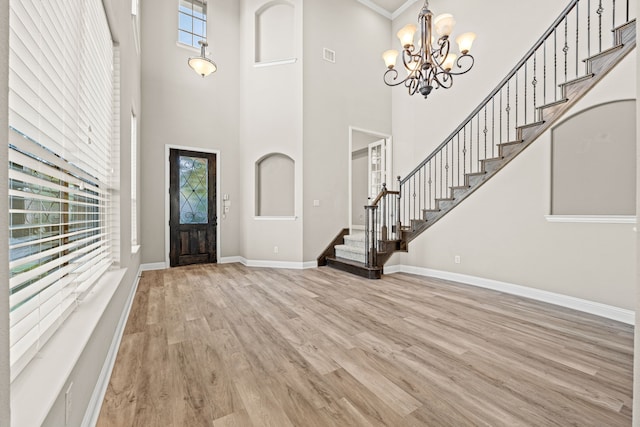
584,43,624,62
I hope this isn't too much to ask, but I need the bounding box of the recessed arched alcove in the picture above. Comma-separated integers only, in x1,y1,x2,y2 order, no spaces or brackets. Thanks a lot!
551,99,636,215
255,152,295,216
254,1,295,64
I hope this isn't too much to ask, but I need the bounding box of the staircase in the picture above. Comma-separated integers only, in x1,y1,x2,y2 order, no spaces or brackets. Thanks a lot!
319,0,636,279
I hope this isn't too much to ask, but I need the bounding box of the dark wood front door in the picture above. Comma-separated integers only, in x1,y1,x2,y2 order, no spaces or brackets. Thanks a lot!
169,149,217,267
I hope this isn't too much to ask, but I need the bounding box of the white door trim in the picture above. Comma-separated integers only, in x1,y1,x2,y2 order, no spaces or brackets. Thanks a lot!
348,126,393,234
164,144,222,268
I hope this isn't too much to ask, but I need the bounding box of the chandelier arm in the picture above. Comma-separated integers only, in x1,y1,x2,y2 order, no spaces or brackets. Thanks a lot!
429,40,452,73
405,75,421,96
447,54,475,76
400,49,422,71
433,37,450,58
383,68,411,87
431,70,454,90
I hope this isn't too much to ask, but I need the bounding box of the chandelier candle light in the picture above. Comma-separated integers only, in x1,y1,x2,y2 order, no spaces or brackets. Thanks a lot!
383,0,476,98
188,40,217,77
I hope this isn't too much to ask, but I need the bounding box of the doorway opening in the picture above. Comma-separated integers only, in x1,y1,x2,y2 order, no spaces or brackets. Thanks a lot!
348,127,392,233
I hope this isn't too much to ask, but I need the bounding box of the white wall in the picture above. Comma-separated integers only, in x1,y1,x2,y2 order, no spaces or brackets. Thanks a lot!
0,0,10,424
238,0,304,263
140,0,393,265
140,0,242,264
303,0,392,260
394,1,637,310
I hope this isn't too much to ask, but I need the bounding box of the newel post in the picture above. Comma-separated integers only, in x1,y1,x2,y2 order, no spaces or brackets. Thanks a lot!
380,183,388,241
364,204,377,268
396,176,402,236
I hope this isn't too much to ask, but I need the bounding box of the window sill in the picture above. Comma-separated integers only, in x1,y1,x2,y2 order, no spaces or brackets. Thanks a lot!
10,268,127,427
544,215,637,224
254,58,297,68
254,216,298,221
175,41,200,53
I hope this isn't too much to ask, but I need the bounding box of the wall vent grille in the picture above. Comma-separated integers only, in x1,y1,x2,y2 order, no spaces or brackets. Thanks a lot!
323,48,336,63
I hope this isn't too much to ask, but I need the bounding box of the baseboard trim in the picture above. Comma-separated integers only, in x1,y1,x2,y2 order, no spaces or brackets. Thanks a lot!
221,256,316,270
81,266,142,427
143,258,318,270
219,256,243,264
387,265,634,325
140,262,167,271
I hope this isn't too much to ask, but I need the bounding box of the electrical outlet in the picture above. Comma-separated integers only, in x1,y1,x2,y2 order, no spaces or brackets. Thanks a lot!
454,255,461,264
274,246,279,254
65,382,73,426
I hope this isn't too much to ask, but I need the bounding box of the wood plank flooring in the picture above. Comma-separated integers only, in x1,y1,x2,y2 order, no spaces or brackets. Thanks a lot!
97,263,633,426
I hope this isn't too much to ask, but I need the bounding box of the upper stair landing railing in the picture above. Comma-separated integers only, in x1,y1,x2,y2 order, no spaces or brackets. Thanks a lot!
396,0,635,229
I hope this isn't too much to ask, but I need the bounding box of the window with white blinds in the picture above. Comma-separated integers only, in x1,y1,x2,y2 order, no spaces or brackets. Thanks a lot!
8,0,114,379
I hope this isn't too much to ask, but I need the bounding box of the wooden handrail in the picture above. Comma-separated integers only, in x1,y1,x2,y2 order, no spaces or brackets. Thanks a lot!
369,188,400,207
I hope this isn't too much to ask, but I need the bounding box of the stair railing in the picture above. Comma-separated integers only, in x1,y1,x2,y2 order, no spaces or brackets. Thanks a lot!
364,182,400,268
364,0,633,268
396,0,634,229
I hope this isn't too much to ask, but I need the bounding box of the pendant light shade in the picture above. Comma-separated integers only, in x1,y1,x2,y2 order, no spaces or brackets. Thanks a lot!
188,40,217,77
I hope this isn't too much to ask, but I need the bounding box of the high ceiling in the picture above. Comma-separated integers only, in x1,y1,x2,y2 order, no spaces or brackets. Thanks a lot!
357,0,420,19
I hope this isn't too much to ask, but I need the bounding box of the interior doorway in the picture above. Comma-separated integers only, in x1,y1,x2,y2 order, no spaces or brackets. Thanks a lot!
168,148,218,267
349,127,392,232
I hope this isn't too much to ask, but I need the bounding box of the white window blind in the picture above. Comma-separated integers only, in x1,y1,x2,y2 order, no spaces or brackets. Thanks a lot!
8,0,114,379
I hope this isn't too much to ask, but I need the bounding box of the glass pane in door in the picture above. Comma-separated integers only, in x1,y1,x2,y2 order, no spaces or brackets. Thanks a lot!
368,140,386,198
179,155,208,224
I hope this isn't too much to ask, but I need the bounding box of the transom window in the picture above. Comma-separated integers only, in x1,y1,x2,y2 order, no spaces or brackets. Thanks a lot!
179,0,207,48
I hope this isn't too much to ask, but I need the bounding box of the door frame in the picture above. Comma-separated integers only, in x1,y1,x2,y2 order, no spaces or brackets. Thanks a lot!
165,144,221,268
348,126,392,233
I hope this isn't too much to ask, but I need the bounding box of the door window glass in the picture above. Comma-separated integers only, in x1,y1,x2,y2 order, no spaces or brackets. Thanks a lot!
179,156,208,224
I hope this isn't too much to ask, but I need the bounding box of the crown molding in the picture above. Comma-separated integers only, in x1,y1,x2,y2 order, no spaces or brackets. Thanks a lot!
357,0,392,19
391,0,419,20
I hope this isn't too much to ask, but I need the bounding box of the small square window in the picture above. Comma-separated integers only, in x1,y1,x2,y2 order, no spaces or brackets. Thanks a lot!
178,0,207,48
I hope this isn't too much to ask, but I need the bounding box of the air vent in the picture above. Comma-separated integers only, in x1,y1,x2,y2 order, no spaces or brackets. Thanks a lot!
323,48,336,63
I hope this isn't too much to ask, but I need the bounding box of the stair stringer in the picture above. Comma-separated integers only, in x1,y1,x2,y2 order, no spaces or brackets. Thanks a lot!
402,20,636,246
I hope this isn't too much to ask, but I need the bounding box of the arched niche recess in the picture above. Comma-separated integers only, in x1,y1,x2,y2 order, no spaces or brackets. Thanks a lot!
551,99,636,215
255,153,295,216
255,1,295,63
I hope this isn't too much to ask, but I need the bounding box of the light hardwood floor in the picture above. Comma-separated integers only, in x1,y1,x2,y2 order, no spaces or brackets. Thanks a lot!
97,263,633,426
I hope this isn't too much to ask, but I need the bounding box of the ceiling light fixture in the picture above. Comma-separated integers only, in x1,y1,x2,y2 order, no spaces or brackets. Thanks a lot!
188,40,217,77
382,0,476,99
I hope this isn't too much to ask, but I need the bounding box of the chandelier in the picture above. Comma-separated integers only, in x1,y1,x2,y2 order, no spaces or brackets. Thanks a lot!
382,1,476,99
188,40,217,77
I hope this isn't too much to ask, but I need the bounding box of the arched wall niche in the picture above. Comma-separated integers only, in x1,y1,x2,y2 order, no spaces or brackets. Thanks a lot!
551,99,636,215
255,152,295,216
254,1,295,63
